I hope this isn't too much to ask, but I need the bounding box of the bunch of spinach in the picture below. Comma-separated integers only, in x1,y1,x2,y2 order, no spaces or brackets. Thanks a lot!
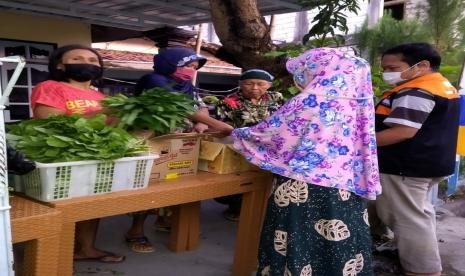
7,114,148,163
101,88,195,135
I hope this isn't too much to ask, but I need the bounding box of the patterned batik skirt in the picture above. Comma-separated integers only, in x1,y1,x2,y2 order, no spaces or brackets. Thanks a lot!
257,175,373,276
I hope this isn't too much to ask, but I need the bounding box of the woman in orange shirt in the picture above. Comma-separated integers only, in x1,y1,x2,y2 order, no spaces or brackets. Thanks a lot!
31,44,124,263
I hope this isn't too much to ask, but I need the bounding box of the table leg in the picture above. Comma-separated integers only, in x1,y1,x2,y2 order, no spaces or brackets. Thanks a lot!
232,188,267,276
169,202,200,252
187,202,200,250
56,222,75,276
23,235,60,276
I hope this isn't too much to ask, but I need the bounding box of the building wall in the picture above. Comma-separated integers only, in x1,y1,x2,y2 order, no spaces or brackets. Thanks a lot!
267,0,369,43
0,11,91,46
0,11,92,122
404,0,427,19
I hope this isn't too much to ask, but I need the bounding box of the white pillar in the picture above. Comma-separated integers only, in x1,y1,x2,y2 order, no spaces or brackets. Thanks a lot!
293,11,309,43
367,0,384,28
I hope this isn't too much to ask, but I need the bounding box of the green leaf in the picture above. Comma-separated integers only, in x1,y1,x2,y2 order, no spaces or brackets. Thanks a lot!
52,135,75,142
74,118,88,129
44,148,60,157
126,109,142,125
264,51,288,57
46,136,69,148
6,114,148,163
100,87,195,134
287,86,300,95
151,114,170,128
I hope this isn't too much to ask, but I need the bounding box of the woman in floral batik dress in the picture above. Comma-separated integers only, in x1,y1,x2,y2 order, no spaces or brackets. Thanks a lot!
231,48,381,276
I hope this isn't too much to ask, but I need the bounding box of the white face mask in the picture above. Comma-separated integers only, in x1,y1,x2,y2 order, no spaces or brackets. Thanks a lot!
382,72,404,85
382,62,421,85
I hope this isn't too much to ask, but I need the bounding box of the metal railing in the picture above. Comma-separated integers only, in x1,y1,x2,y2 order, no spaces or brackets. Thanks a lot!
0,55,26,275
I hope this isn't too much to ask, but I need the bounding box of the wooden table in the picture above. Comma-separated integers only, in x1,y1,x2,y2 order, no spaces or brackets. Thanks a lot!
48,171,272,276
10,196,62,276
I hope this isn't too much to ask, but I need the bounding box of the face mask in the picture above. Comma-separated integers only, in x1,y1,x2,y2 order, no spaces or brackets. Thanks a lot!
382,62,421,85
172,67,196,81
382,72,403,85
63,64,103,82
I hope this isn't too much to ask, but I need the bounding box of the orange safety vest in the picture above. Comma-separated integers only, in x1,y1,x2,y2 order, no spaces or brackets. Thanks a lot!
375,72,461,177
376,72,458,116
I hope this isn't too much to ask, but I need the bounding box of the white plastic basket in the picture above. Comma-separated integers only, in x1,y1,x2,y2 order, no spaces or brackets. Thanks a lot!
20,154,158,202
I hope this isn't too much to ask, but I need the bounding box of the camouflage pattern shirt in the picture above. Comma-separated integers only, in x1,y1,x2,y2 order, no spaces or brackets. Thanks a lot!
217,91,285,128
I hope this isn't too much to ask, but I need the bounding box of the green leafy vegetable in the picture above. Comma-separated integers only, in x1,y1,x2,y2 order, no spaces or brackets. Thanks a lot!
7,114,147,163
101,88,195,135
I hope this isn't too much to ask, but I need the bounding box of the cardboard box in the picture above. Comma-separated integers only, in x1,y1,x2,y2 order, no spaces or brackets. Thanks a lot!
198,138,258,174
147,133,201,181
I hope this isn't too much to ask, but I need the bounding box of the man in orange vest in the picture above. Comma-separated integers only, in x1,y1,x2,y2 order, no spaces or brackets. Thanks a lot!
375,43,460,276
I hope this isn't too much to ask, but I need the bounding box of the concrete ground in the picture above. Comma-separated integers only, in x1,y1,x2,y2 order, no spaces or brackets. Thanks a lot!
71,199,465,276
436,196,465,276
373,195,465,276
74,200,237,276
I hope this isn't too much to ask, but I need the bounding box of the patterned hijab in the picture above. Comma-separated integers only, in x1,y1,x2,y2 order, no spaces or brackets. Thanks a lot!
231,48,381,199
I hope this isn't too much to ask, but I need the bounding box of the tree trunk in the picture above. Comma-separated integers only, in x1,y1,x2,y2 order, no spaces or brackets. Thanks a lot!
209,0,272,55
209,0,287,76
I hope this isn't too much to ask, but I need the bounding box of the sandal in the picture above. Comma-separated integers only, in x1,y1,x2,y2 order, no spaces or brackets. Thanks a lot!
74,251,126,263
125,236,155,253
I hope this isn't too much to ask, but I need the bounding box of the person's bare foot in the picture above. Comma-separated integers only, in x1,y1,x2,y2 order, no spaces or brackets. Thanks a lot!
74,248,125,263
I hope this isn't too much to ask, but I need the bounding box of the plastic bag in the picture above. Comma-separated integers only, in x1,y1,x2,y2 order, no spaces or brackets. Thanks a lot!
7,145,35,175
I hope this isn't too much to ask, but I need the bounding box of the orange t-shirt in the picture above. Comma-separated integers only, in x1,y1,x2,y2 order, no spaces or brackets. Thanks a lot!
31,80,105,115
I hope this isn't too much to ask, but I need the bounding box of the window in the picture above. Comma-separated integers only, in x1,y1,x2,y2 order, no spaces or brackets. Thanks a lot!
384,0,405,20
0,39,55,122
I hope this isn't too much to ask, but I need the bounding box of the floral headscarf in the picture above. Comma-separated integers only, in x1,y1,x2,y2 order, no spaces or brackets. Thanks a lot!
231,48,381,199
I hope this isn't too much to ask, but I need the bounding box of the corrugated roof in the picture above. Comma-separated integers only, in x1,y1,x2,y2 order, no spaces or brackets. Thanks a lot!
0,0,303,31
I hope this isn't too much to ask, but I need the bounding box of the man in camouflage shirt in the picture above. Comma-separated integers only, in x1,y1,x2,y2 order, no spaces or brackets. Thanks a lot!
215,69,285,220
217,69,285,128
